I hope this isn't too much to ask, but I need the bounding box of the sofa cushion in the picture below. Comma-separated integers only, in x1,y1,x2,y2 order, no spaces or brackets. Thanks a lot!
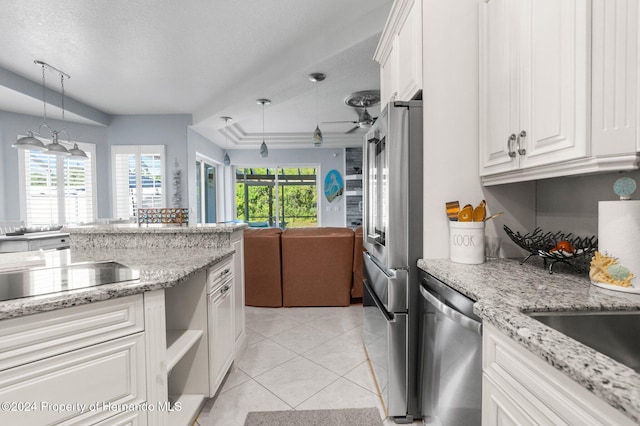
244,228,283,307
281,227,354,307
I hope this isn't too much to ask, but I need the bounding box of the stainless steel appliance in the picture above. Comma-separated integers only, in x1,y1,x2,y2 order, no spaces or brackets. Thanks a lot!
420,271,483,425
362,100,422,423
0,261,140,302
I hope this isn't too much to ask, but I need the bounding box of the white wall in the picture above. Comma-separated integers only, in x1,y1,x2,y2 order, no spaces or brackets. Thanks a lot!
225,147,348,227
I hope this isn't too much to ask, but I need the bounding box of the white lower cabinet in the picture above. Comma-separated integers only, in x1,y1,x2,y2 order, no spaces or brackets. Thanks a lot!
231,231,246,356
94,410,147,426
208,274,234,396
482,324,635,425
0,333,146,426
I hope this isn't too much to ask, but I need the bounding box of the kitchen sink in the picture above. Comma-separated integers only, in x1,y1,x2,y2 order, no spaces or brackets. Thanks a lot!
526,310,640,373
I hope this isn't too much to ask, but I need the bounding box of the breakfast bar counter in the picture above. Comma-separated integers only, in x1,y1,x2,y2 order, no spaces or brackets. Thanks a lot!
418,258,640,424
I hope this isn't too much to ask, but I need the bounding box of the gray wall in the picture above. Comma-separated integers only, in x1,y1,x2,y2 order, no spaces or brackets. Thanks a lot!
536,169,640,237
106,114,192,217
226,147,347,227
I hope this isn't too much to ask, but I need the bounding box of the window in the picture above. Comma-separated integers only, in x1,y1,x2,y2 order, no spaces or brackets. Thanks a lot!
19,140,97,226
112,145,165,220
235,167,318,228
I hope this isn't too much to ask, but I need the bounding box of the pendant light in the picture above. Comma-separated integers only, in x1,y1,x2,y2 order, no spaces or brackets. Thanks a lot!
13,61,88,159
309,73,325,147
221,116,232,166
256,99,271,158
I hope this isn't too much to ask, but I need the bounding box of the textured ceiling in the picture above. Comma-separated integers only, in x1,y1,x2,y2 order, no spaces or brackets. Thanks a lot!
0,0,392,148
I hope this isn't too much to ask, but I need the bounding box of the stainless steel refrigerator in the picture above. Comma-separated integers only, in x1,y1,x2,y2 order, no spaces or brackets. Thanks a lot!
362,100,423,423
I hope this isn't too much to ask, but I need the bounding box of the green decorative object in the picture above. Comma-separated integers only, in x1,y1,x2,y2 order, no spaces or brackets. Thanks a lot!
613,177,636,200
608,264,632,281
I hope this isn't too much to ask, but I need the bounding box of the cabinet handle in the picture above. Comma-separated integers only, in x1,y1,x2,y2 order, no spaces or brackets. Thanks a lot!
220,284,231,295
517,130,527,155
220,268,230,277
507,134,517,158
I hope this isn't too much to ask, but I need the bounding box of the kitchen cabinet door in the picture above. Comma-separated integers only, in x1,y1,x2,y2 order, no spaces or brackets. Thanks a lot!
518,0,588,169
208,281,234,396
479,0,519,175
375,0,422,105
480,0,588,177
231,233,246,354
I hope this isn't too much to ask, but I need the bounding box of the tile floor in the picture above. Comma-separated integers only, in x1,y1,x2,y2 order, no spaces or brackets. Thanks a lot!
195,304,420,425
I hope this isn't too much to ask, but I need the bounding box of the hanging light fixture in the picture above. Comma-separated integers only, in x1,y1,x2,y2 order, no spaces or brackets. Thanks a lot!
221,116,232,166
309,73,326,147
12,61,88,159
256,99,271,158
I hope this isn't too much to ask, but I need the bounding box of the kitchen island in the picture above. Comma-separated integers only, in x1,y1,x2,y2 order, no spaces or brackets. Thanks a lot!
418,258,640,425
0,222,247,426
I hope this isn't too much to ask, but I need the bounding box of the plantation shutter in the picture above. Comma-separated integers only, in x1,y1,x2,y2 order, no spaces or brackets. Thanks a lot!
22,150,59,226
63,142,96,224
21,140,96,226
112,145,165,220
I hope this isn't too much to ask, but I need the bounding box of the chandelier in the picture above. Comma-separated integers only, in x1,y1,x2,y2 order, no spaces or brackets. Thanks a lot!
12,60,87,159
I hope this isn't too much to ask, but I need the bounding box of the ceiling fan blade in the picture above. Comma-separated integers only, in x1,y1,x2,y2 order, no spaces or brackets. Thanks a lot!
345,126,360,134
322,120,357,124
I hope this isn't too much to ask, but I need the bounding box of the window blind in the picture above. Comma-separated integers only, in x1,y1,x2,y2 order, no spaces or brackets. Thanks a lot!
21,140,96,226
112,145,165,220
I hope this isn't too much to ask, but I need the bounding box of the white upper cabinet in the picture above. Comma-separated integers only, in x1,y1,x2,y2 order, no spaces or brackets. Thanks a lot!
480,0,640,185
480,0,589,181
375,0,423,105
591,0,639,157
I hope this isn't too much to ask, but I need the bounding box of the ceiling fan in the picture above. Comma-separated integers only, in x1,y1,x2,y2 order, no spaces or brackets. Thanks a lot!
323,90,380,134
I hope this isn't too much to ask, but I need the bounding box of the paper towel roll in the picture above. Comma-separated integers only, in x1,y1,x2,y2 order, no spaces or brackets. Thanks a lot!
598,200,640,287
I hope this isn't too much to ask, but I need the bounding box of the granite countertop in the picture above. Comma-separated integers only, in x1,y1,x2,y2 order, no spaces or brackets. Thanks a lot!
0,247,234,321
417,258,640,423
63,222,248,234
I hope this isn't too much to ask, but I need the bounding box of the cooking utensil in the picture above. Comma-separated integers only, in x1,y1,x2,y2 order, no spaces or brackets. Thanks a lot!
446,201,460,221
484,212,504,222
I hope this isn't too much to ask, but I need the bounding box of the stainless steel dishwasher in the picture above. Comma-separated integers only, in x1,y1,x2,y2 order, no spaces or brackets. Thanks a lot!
419,271,483,425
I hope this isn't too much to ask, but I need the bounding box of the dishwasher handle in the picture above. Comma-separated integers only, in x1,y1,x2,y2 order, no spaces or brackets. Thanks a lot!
420,285,482,335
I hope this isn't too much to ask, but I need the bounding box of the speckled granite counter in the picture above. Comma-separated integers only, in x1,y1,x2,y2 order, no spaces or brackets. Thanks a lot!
64,223,248,249
0,247,233,321
417,258,640,423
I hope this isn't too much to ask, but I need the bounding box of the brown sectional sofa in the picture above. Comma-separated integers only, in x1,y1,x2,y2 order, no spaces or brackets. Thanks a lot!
243,226,364,307
243,228,283,307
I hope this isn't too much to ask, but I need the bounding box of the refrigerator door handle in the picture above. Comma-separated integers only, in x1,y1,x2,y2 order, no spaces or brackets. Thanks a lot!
364,278,395,323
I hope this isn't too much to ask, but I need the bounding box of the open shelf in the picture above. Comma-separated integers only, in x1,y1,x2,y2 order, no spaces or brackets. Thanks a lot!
166,329,204,373
167,394,207,426
345,190,363,196
345,174,363,180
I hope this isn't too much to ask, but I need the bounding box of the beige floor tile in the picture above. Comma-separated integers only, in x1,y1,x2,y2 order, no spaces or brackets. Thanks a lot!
254,356,339,407
303,336,368,376
198,379,291,426
236,339,297,377
244,306,285,322
220,366,251,394
343,360,380,394
245,327,266,346
270,323,335,354
246,315,302,338
278,306,338,323
295,377,381,411
307,312,362,336
337,324,364,343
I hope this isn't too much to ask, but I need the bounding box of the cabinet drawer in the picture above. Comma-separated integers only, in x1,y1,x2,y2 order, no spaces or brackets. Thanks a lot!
94,410,147,426
207,257,233,293
0,295,144,371
0,333,146,426
483,324,634,425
